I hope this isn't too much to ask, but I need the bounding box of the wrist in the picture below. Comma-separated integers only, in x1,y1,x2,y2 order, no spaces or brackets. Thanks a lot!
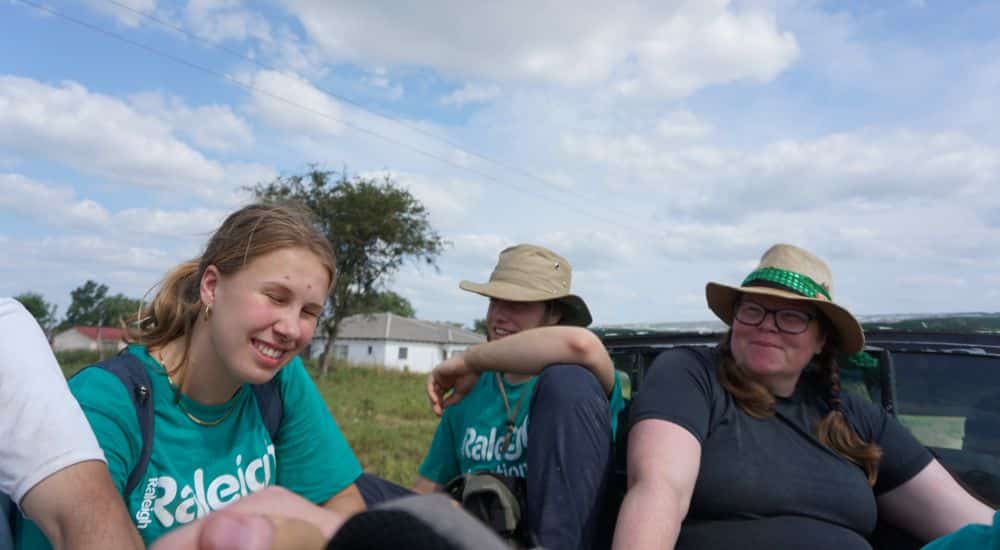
464,345,484,373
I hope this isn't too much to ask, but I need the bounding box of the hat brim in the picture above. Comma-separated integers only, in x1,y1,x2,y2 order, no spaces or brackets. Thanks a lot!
705,282,864,354
460,280,593,327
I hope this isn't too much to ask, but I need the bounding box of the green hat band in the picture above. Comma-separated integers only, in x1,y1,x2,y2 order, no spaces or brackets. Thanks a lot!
742,267,832,301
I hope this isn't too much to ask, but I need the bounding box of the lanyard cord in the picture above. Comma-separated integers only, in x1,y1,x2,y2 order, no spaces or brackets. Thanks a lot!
495,372,530,452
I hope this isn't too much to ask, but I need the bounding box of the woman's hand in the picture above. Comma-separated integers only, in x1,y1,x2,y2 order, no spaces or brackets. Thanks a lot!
426,354,481,416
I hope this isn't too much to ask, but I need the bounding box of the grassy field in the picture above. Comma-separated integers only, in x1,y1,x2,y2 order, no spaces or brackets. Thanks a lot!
57,351,434,486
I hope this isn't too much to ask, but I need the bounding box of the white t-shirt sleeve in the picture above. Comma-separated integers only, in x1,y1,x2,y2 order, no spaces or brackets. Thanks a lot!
0,298,105,504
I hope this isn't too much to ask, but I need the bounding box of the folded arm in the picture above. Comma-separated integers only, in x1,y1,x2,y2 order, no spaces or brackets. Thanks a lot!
428,326,613,414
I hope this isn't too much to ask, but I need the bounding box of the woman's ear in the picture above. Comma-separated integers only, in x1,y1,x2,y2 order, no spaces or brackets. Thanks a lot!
200,265,220,307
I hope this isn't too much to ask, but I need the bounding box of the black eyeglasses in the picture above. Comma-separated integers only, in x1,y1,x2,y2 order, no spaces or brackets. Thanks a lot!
734,301,815,335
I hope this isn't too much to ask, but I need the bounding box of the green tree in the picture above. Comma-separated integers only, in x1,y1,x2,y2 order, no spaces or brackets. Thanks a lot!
100,293,143,327
62,280,141,328
471,318,487,335
62,280,109,327
251,168,446,375
347,290,416,318
14,291,58,334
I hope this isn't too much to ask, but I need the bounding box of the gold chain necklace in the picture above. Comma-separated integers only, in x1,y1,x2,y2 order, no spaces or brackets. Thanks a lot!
169,372,237,427
158,351,237,427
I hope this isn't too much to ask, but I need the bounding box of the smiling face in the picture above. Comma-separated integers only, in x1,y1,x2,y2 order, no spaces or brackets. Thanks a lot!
201,246,329,385
486,298,561,341
729,293,827,396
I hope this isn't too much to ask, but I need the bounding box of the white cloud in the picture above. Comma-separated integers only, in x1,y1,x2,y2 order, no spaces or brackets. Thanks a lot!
81,0,157,27
363,68,404,100
363,170,483,230
0,173,233,238
129,92,254,152
441,84,502,106
243,70,344,137
656,111,713,141
280,1,799,99
8,235,173,273
897,274,967,288
113,207,229,238
563,127,1000,220
0,173,110,228
0,76,230,195
184,0,273,44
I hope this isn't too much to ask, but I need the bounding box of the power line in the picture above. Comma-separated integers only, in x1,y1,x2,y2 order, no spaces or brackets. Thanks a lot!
14,0,660,238
97,0,648,226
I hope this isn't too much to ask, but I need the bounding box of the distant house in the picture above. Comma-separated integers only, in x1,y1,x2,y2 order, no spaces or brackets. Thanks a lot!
52,326,126,353
311,313,485,373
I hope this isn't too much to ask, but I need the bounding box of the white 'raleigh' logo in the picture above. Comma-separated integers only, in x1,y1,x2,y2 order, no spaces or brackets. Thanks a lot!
135,444,276,529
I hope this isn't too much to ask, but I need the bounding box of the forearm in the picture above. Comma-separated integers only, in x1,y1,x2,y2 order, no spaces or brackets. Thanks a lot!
464,326,614,393
878,460,996,541
613,481,685,550
21,461,143,550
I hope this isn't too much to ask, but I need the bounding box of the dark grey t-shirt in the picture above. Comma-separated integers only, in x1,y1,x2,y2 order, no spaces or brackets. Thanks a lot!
630,347,932,550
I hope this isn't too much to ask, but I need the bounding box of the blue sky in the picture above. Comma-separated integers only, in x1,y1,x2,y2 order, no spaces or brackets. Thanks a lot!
2,0,999,327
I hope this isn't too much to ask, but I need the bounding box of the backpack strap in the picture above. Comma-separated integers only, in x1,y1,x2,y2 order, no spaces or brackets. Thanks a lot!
75,353,154,498
252,379,283,442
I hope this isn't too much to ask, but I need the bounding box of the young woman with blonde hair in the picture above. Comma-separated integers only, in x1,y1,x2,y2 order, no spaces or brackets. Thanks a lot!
17,203,364,548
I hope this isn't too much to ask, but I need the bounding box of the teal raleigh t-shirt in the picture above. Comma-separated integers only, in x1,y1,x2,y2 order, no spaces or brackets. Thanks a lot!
419,369,625,484
17,344,361,549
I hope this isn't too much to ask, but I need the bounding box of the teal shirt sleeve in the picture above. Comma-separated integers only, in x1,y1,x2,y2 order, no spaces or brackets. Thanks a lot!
68,366,143,493
17,366,141,550
418,410,461,485
273,357,362,504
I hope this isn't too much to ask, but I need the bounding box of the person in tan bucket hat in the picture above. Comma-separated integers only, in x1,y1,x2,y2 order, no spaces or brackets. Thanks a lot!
414,244,625,550
614,243,994,550
458,244,593,328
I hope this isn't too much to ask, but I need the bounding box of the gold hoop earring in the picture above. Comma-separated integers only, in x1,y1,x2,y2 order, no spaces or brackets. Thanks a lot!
204,303,213,320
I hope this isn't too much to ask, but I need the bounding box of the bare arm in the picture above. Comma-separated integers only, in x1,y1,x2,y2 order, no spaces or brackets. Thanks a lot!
877,459,994,542
19,460,143,550
612,419,701,550
322,482,366,517
428,326,614,414
411,475,442,494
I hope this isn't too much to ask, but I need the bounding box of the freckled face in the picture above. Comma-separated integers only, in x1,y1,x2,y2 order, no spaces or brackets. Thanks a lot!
730,294,826,394
486,299,559,342
204,247,329,384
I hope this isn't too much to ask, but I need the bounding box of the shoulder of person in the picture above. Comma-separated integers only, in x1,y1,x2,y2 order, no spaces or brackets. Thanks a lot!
68,362,135,402
649,346,720,378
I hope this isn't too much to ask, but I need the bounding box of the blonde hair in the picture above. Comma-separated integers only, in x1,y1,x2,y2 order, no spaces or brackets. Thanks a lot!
716,318,884,485
126,202,335,381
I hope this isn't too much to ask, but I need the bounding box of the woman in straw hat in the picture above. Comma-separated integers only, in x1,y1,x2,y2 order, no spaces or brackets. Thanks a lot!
613,244,993,550
418,243,626,550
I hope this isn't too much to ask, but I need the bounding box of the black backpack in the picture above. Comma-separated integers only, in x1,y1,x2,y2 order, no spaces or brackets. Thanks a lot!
74,352,284,497
443,472,535,549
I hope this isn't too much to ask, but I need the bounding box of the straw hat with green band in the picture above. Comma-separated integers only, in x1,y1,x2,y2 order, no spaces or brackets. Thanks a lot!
705,243,865,353
460,244,593,327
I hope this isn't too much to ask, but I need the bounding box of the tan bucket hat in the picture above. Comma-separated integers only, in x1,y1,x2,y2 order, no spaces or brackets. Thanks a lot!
460,244,593,327
705,243,864,353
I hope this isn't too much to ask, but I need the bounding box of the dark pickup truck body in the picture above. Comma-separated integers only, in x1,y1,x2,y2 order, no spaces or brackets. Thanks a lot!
598,327,1000,549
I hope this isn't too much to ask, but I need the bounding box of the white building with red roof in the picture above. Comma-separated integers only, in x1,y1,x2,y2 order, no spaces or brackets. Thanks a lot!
52,326,126,353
